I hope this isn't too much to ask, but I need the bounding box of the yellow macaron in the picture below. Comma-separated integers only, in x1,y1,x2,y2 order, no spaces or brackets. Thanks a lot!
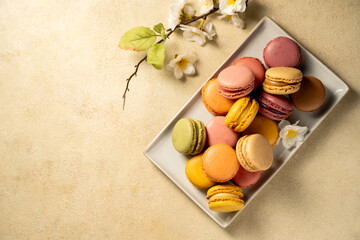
206,185,244,212
225,97,259,132
185,154,215,189
242,115,279,147
263,67,303,95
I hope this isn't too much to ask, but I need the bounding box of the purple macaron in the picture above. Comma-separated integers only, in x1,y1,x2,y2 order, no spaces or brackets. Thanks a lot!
258,91,293,121
263,36,302,69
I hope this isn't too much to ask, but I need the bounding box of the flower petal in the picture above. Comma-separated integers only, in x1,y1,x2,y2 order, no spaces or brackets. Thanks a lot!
278,120,291,130
168,0,185,30
194,36,206,46
184,5,194,15
183,31,197,41
235,0,247,12
203,21,216,39
282,138,296,149
231,14,245,28
183,64,195,75
174,65,183,79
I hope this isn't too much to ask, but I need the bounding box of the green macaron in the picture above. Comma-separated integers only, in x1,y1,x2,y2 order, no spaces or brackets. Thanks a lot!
172,118,206,155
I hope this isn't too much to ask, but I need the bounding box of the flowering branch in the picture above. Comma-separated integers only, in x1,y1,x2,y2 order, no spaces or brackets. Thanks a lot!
119,0,248,109
121,7,219,109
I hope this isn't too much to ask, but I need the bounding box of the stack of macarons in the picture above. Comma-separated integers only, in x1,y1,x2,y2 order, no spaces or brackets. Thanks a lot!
171,36,327,213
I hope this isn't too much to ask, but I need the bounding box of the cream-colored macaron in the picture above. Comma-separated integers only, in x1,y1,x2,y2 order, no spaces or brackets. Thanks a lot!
236,134,273,172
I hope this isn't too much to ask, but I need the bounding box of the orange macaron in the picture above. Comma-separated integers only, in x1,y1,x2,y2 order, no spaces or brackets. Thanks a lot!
202,78,236,115
202,144,240,182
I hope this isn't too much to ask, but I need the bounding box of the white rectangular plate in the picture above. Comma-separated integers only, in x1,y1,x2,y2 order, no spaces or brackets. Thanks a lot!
144,17,349,228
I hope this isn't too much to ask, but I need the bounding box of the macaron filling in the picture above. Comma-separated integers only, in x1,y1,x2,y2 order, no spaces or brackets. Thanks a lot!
259,101,288,116
264,79,300,86
208,193,241,202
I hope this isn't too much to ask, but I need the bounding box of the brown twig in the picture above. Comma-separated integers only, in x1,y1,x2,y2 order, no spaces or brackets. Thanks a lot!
122,7,221,109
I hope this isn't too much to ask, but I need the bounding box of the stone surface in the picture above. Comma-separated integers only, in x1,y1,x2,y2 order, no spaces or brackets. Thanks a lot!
1,0,360,239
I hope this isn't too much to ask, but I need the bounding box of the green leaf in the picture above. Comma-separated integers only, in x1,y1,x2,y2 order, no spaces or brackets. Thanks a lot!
153,23,166,40
119,26,157,51
147,43,165,70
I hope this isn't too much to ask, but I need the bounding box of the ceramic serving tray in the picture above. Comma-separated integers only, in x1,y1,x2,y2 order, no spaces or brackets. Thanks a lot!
144,16,349,228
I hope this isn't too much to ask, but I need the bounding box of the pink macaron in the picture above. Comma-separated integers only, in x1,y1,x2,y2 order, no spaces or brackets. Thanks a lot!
232,57,265,89
206,116,239,147
217,65,255,99
258,91,293,121
232,164,263,188
263,36,302,68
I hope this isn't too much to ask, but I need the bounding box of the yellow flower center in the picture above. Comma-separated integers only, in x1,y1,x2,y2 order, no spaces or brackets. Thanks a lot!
205,1,209,6
176,58,189,71
227,0,237,6
286,129,298,138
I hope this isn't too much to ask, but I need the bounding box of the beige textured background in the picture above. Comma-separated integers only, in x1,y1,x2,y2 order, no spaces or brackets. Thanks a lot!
1,0,360,239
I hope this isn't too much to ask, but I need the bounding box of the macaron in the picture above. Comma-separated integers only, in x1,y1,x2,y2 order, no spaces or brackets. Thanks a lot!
201,78,235,115
236,134,273,172
206,116,239,147
232,164,263,188
263,67,303,95
185,154,216,189
206,184,244,212
290,75,326,112
258,91,293,121
225,97,259,132
233,57,266,89
242,114,279,147
202,144,239,183
263,36,302,68
172,118,206,155
217,65,255,99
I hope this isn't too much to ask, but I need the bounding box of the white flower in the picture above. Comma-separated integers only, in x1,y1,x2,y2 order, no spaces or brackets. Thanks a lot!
219,0,246,15
199,0,214,14
166,52,197,79
217,13,245,28
278,120,308,149
168,0,195,30
180,20,216,46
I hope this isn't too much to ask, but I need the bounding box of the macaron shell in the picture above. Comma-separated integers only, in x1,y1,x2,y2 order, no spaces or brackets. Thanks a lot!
185,154,215,189
206,116,239,147
242,134,273,171
232,164,263,188
236,135,258,172
225,97,250,130
242,115,279,147
206,184,244,199
263,36,302,68
218,65,255,91
233,98,259,132
202,144,240,182
201,78,235,115
233,57,265,89
172,118,197,154
258,91,293,120
192,120,206,155
218,82,254,99
290,75,326,112
258,91,293,113
208,196,244,212
265,67,303,83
